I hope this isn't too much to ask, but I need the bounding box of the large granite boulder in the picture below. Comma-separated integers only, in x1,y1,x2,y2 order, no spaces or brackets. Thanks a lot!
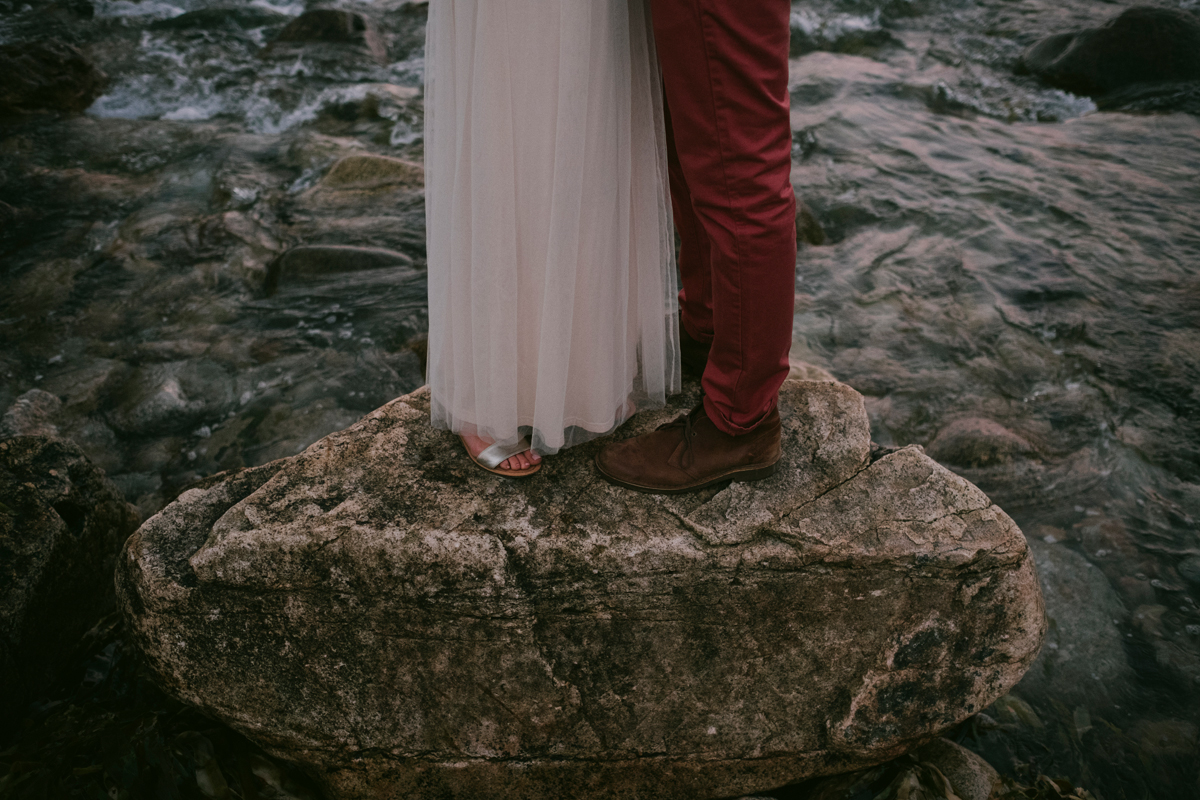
1,436,140,731
1018,7,1200,97
117,379,1045,800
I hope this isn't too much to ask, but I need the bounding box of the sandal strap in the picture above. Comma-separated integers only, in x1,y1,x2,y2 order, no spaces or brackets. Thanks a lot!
476,436,534,469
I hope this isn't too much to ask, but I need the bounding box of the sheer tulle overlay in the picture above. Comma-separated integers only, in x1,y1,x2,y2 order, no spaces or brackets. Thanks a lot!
424,0,680,455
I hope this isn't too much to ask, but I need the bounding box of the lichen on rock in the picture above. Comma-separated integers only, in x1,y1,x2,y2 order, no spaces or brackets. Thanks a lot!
118,379,1045,800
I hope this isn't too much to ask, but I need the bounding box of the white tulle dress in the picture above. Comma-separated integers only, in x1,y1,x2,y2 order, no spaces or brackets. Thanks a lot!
424,0,680,455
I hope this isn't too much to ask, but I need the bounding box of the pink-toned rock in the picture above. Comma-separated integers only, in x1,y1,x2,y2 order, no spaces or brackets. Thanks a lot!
926,417,1035,468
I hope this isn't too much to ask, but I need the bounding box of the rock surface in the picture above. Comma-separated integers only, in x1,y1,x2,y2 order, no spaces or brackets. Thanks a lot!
0,389,65,439
912,738,1000,800
265,244,416,295
801,737,1001,800
926,418,1035,469
266,9,389,66
1,436,140,731
119,379,1044,799
320,154,424,190
0,39,109,115
1015,539,1133,709
1018,7,1200,97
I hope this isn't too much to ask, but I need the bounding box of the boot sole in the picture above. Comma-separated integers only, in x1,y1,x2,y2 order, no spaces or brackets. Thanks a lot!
594,457,780,495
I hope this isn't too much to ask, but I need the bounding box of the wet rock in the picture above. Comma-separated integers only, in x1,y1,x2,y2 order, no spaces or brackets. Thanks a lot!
1018,8,1200,98
912,738,1000,800
1072,514,1141,583
790,10,900,58
320,153,424,190
2,378,124,475
792,738,998,800
39,357,127,416
786,358,837,383
926,417,1035,469
106,360,236,436
796,200,827,246
241,399,362,465
1116,576,1157,609
149,6,291,32
265,244,416,295
990,693,1044,730
281,211,427,256
1017,539,1133,709
0,39,109,115
266,9,389,65
1129,718,1199,759
1131,604,1200,692
119,379,1045,800
1178,555,1200,588
0,437,139,731
945,447,1108,519
1,390,64,439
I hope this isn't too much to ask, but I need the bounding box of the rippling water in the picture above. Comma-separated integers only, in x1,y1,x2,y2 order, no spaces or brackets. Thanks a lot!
2,0,1199,798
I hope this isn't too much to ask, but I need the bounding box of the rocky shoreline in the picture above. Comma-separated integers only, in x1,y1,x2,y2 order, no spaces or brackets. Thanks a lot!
4,1,1200,798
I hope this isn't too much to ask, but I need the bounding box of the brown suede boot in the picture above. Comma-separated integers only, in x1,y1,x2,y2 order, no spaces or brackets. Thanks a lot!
595,402,781,494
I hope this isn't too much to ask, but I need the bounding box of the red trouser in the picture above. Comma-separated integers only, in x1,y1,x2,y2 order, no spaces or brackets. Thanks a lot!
652,0,797,434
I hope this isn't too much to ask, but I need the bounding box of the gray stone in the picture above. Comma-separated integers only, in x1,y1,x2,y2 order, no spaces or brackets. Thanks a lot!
266,9,389,65
106,360,236,436
1016,539,1133,709
265,244,416,295
1018,8,1200,98
913,738,1000,800
926,417,1035,469
796,200,827,246
1,390,64,439
320,154,424,190
0,39,109,114
1178,555,1200,588
118,379,1045,800
1,436,140,732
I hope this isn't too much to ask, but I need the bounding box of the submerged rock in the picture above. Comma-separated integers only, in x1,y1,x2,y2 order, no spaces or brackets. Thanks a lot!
265,244,416,295
265,9,389,66
1016,539,1133,709
105,360,237,436
1018,8,1200,97
320,153,424,190
926,417,1035,469
0,39,109,115
0,390,64,439
796,200,827,246
118,379,1044,799
0,436,140,731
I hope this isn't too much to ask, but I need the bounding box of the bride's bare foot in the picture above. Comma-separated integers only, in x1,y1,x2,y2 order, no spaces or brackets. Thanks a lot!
460,433,542,471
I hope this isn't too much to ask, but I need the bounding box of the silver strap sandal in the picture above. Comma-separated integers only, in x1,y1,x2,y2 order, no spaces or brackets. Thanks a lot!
462,435,542,476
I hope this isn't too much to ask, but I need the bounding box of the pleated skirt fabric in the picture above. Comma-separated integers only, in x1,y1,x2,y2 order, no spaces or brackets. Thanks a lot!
424,0,680,455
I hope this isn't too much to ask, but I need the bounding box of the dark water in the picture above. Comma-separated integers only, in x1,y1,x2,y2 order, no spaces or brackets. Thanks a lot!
2,0,1199,798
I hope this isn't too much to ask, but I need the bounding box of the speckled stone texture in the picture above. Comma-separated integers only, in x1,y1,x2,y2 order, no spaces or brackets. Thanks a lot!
2,436,139,731
117,379,1045,800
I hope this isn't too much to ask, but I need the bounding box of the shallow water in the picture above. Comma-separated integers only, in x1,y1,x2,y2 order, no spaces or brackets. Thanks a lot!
2,0,1199,797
